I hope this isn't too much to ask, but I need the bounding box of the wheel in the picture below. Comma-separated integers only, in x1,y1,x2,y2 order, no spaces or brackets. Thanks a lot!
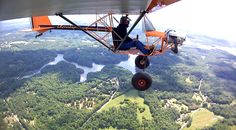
135,55,150,69
132,72,152,91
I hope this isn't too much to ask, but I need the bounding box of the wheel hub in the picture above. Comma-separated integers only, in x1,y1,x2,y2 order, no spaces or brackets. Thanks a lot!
138,79,147,88
140,60,146,65
132,72,152,91
135,55,150,69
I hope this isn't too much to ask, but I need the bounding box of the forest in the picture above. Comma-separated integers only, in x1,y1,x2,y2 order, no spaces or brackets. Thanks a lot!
0,29,236,129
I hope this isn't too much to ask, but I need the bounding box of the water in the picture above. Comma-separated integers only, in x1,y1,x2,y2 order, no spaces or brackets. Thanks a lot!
22,54,136,82
22,54,104,82
117,54,137,74
69,62,104,82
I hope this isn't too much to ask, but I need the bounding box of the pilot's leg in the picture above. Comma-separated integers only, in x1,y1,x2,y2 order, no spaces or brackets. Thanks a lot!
119,41,150,54
119,41,135,50
135,41,150,54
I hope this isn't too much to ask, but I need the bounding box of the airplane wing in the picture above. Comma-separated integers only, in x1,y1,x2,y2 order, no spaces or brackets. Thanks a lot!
0,0,179,21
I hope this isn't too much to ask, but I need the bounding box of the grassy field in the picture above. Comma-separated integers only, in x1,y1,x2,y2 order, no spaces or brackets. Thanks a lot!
230,125,236,130
99,90,152,123
184,108,223,130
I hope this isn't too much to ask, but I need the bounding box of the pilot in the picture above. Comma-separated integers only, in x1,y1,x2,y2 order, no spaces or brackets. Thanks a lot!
113,15,154,55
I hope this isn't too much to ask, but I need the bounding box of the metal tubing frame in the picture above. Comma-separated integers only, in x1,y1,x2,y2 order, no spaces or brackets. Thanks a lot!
39,25,110,32
34,12,173,57
56,13,113,51
86,14,113,46
55,12,148,54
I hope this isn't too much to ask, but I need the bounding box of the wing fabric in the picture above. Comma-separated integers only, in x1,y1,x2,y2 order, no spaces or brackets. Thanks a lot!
0,0,149,21
0,0,180,21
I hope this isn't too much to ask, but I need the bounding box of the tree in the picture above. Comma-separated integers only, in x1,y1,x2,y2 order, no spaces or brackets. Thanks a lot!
204,122,230,130
0,117,7,130
203,102,208,108
187,118,192,128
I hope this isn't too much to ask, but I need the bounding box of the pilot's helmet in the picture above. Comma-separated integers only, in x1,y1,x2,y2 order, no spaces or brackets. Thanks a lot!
120,16,130,27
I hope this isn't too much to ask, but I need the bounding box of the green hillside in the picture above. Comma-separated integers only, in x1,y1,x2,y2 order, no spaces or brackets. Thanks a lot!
100,90,152,122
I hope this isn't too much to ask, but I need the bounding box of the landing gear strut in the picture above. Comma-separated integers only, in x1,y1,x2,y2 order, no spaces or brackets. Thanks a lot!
132,72,152,91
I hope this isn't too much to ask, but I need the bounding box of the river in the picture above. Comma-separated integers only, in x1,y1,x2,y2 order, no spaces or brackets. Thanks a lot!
22,54,137,82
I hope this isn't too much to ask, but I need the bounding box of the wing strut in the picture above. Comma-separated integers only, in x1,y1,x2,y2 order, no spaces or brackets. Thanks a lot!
114,11,147,52
55,13,112,51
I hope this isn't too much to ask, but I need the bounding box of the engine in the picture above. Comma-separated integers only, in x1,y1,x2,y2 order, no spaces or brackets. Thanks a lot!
166,29,187,45
165,29,187,53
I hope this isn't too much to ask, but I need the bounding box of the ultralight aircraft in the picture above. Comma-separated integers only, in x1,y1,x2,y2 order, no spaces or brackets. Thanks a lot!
0,0,187,91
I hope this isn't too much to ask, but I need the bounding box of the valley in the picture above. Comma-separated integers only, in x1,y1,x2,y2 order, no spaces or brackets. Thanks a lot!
0,28,236,130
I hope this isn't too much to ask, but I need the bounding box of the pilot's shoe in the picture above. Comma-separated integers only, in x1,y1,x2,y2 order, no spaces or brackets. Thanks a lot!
147,44,155,54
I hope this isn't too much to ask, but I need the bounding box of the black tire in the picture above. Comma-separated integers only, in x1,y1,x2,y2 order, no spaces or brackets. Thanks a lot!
132,72,152,91
135,55,150,69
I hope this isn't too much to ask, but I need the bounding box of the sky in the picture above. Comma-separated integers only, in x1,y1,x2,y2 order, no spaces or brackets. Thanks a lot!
0,0,236,42
148,0,236,42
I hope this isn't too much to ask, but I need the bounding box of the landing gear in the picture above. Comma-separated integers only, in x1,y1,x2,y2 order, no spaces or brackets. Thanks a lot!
132,55,152,91
135,55,150,69
132,72,152,91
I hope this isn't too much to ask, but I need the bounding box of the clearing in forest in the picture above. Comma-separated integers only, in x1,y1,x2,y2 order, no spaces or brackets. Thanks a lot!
184,108,223,130
99,90,152,123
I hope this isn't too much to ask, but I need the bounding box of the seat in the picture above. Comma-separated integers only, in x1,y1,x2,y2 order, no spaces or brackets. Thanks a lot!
112,28,122,50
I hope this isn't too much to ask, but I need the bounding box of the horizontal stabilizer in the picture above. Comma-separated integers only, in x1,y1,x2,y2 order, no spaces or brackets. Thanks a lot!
31,16,52,33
